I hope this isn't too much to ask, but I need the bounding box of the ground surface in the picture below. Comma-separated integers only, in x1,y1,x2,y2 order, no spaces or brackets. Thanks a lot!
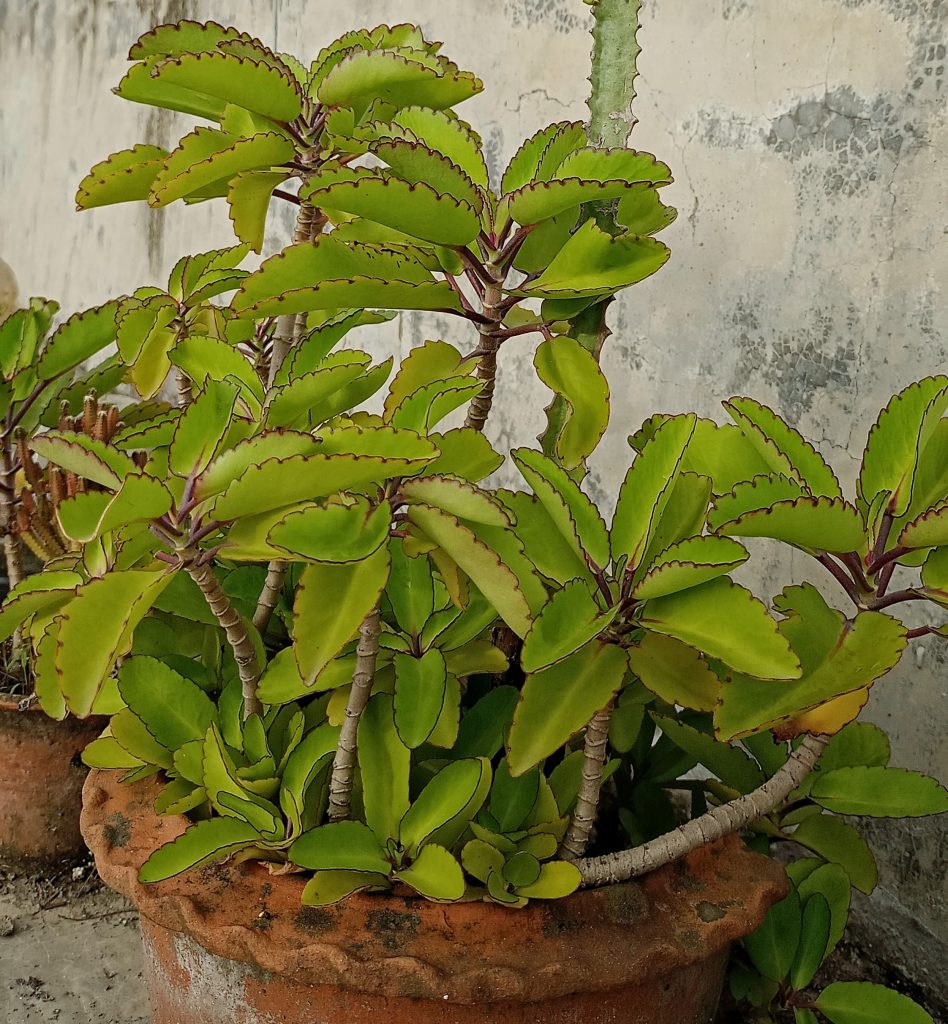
0,861,943,1024
0,860,148,1023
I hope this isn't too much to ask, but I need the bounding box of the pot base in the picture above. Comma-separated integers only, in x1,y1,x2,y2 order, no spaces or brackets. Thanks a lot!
140,916,729,1024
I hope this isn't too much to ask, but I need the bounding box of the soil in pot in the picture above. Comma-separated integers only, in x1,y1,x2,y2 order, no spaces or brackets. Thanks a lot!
82,769,788,1024
0,695,105,869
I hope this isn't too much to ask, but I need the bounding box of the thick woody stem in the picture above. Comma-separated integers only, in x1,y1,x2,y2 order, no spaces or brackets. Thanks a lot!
327,609,381,822
0,439,23,590
577,733,829,887
463,276,503,433
186,559,262,718
587,0,643,149
560,699,615,859
252,559,287,633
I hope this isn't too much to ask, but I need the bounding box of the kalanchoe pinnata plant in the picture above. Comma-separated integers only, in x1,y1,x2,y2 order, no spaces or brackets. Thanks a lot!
4,8,945,1024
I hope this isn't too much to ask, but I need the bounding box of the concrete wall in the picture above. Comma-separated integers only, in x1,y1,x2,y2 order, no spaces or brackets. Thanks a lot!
1,0,946,997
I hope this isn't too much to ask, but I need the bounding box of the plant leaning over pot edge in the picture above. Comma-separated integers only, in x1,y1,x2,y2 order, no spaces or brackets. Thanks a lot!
4,7,945,1023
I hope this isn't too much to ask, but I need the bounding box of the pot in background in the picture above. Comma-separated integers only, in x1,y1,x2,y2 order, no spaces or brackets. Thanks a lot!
0,696,104,869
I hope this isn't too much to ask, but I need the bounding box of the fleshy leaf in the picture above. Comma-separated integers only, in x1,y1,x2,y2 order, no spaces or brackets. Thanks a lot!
627,632,721,712
641,578,801,680
520,579,617,673
507,641,629,776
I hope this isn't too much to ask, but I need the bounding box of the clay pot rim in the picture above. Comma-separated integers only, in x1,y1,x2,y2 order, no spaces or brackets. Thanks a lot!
82,767,788,1004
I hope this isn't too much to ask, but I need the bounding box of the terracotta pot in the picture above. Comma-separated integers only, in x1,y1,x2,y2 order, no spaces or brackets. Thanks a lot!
83,769,787,1024
0,695,105,868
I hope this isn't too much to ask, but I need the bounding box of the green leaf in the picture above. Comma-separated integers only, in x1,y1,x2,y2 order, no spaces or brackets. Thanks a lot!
507,641,628,776
500,491,594,586
211,452,419,521
289,820,390,873
304,174,480,246
453,686,519,759
744,888,802,981
534,336,610,469
500,121,586,195
139,818,260,883
128,20,254,59
425,429,503,482
626,633,720,712
169,379,237,477
708,474,808,531
819,722,890,772
520,578,616,673
512,448,610,569
387,539,435,635
389,377,482,433
858,377,948,516
461,839,506,882
279,723,341,830
149,51,303,121
117,656,216,749
399,757,490,852
394,843,465,901
0,571,82,643
653,715,764,792
515,861,581,899
293,546,390,685
150,129,295,207
169,336,264,414
384,339,473,418
359,693,410,842
616,187,677,235
300,869,390,906
227,170,290,251
110,708,172,768
393,648,448,748
269,498,391,563
317,49,482,114
266,361,367,428
816,983,934,1024
797,863,852,957
114,58,228,121
716,599,907,740
400,476,510,527
790,893,832,990
611,415,697,568
230,238,463,319
516,219,669,299
279,309,396,383
508,178,649,226
715,496,866,555
632,536,749,600
31,431,139,489
898,504,948,549
48,569,169,717
115,294,179,399
406,503,535,638
724,397,842,498
82,736,144,770
809,766,948,817
390,107,488,186
489,758,540,833
790,815,877,893
197,430,319,499
36,301,119,381
641,578,801,679
76,144,170,209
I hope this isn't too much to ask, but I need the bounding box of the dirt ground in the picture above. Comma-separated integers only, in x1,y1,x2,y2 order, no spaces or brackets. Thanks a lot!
0,860,148,1023
1,859,943,1024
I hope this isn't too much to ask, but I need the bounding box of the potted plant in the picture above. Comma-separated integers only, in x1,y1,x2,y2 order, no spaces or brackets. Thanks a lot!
0,295,130,867
7,5,945,1023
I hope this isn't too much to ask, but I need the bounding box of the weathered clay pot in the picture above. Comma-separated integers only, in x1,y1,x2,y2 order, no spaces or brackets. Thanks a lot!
82,769,786,1024
0,695,105,868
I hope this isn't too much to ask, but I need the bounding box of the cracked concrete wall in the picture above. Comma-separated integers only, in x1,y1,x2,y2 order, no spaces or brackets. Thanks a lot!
1,0,946,999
